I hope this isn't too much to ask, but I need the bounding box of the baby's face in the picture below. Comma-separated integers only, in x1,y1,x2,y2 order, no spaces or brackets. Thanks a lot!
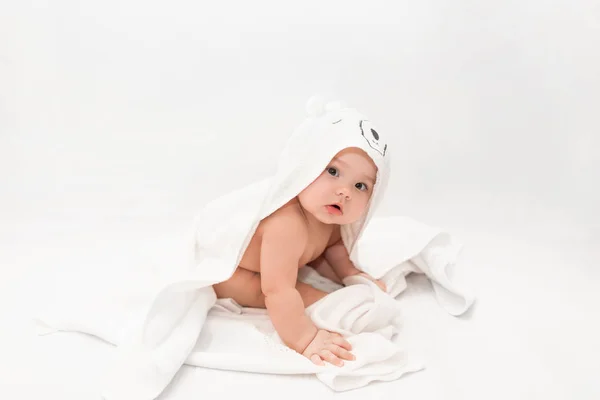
298,147,377,225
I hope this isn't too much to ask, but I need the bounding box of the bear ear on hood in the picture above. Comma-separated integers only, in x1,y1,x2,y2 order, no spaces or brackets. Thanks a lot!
305,94,345,118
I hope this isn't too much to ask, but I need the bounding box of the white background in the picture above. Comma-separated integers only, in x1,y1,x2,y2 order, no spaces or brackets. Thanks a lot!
1,1,599,399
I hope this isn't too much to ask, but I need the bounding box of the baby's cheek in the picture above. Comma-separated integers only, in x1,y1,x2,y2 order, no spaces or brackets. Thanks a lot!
361,198,372,214
361,193,371,206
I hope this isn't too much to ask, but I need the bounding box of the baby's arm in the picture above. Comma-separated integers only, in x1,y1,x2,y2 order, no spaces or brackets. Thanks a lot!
324,240,386,291
323,240,362,279
260,215,318,353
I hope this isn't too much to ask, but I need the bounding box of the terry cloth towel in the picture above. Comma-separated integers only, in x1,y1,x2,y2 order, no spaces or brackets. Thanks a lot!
36,96,475,400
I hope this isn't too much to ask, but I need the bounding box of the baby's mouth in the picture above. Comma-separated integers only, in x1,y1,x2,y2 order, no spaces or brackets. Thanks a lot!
325,204,343,215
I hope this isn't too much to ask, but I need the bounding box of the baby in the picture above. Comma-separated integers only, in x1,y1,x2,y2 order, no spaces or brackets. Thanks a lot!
213,146,386,368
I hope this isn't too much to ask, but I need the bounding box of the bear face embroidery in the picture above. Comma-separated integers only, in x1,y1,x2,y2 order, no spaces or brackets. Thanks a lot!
359,120,387,157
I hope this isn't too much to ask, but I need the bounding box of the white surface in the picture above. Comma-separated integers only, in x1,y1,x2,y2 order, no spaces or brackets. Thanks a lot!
1,216,598,400
1,0,599,399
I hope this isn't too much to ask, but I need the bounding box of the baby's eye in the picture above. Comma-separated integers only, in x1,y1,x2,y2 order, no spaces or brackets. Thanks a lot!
355,182,368,191
327,167,339,177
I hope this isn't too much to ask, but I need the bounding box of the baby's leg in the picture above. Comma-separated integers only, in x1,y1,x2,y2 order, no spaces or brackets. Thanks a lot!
310,255,343,284
296,281,328,307
213,267,328,309
213,267,265,308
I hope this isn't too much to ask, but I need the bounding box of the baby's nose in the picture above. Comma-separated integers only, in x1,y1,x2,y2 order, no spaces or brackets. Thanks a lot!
336,186,351,199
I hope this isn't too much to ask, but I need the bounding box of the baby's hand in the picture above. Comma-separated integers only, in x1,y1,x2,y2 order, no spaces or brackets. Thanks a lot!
302,329,355,367
356,272,387,292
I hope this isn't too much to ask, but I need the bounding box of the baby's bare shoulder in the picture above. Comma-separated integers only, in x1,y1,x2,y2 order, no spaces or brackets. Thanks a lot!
261,200,308,240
